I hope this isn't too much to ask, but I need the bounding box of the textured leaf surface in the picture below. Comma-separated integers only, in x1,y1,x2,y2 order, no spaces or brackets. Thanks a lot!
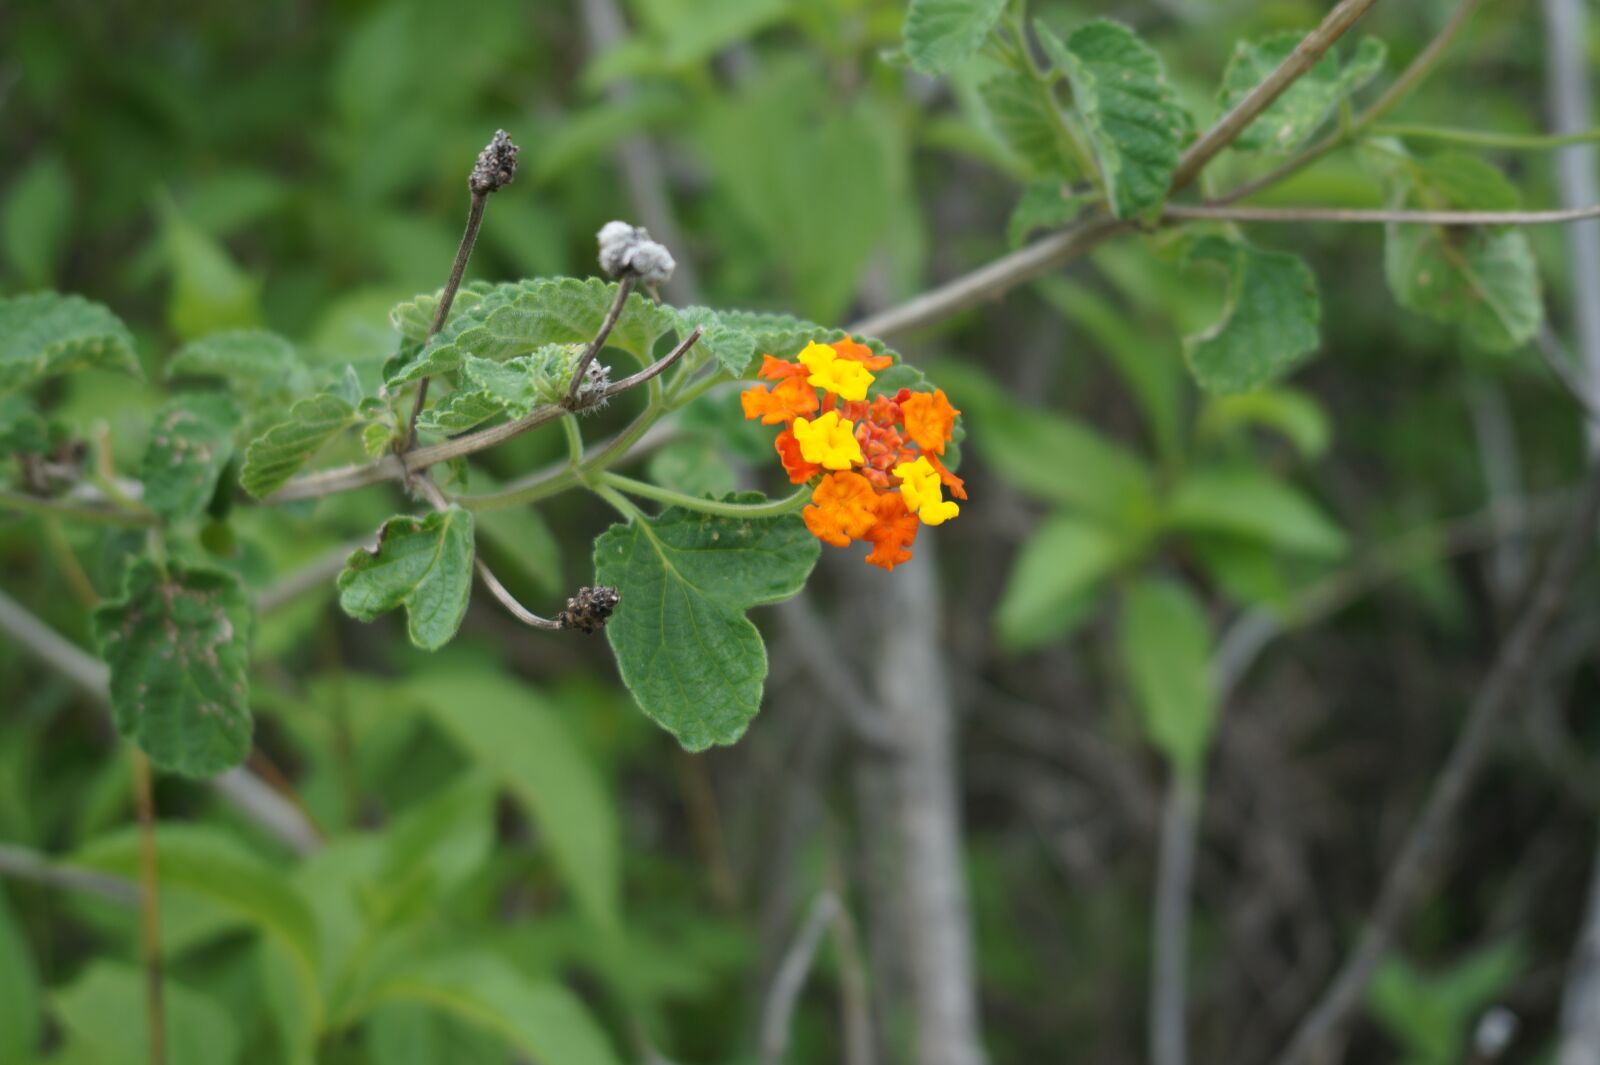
338,506,475,651
357,953,622,1065
996,514,1126,650
1119,578,1215,777
458,345,575,415
410,669,621,931
0,292,139,394
1384,154,1540,353
1044,19,1188,218
141,393,242,522
1166,466,1345,557
670,306,892,378
1008,182,1094,246
903,0,1007,74
93,561,254,777
1182,235,1322,393
594,501,819,751
240,391,359,498
1219,34,1386,153
978,71,1077,178
415,389,505,435
166,329,307,399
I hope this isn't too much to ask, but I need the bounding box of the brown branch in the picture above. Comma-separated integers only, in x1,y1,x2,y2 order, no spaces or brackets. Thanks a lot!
564,274,636,408
1271,460,1600,1065
1163,202,1600,226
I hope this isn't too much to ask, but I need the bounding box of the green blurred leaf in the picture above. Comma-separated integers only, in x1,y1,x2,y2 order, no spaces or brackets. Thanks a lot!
51,961,240,1065
166,329,308,401
1182,235,1321,393
903,0,1007,74
475,505,563,596
338,506,476,651
1041,19,1188,219
1368,942,1524,1065
0,292,140,395
354,953,622,1065
978,72,1077,178
647,437,738,499
141,392,242,522
93,560,254,777
669,306,894,378
996,514,1128,650
161,206,260,340
1199,386,1331,458
1008,182,1094,247
416,389,505,435
1166,466,1345,557
409,668,621,931
3,154,72,287
0,889,40,1063
1118,578,1215,776
1218,34,1386,152
239,391,360,498
587,0,789,83
366,1004,509,1065
594,500,819,751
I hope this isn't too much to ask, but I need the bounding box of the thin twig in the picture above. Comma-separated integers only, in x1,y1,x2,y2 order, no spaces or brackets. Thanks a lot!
131,747,166,1065
760,891,842,1065
473,558,563,631
600,326,701,398
565,274,636,408
0,842,138,905
1163,202,1600,226
1272,462,1600,1065
405,190,488,448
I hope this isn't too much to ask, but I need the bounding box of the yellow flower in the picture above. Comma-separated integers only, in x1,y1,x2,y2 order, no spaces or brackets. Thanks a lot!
893,456,960,526
797,341,873,401
792,411,864,470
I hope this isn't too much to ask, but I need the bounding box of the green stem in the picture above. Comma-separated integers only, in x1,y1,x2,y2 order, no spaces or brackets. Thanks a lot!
1370,122,1600,151
561,413,584,464
0,489,158,528
593,482,646,523
596,471,811,518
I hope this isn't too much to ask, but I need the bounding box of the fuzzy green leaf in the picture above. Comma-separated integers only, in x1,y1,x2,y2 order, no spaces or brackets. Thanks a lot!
1182,235,1321,393
3,155,72,288
1119,578,1215,777
93,561,254,777
1166,466,1346,557
1008,182,1095,246
0,292,140,394
166,329,308,400
239,391,359,498
51,961,241,1065
669,306,895,378
594,501,819,751
338,506,476,651
458,345,577,415
1219,35,1386,153
1043,19,1188,219
903,0,1007,74
141,393,242,522
0,890,40,1063
415,389,506,435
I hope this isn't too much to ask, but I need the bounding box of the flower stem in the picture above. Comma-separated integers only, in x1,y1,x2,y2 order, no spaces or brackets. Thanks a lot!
597,471,810,518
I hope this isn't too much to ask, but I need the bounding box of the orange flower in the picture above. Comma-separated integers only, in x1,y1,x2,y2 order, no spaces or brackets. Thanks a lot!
863,492,919,571
741,376,819,426
925,451,967,501
831,336,893,371
901,388,959,455
803,471,879,547
774,427,821,484
758,354,809,381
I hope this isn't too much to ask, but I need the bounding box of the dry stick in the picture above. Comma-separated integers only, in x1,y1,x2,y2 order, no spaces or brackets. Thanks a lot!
1272,462,1600,1065
760,891,843,1065
131,748,166,1065
0,586,321,855
564,274,636,408
405,189,487,448
1163,202,1600,226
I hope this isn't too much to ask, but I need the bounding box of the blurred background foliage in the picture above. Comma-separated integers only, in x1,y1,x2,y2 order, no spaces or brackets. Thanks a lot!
3,0,1600,1063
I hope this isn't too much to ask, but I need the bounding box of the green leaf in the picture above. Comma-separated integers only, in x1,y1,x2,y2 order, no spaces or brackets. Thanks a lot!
1182,235,1322,394
1199,386,1331,459
476,504,563,595
647,437,738,500
458,345,577,415
355,953,622,1065
141,393,242,522
1118,578,1215,776
669,306,896,379
1043,19,1188,219
93,560,254,777
978,71,1078,178
3,154,72,288
0,292,140,394
389,280,519,345
415,389,506,435
52,961,241,1065
161,205,260,340
338,506,476,651
1218,34,1386,153
0,889,40,1063
409,668,621,931
996,514,1127,651
166,329,307,400
1383,155,1541,353
366,1005,507,1065
0,394,52,458
239,391,360,498
903,0,1007,74
1166,466,1346,558
1008,182,1094,247
594,501,820,751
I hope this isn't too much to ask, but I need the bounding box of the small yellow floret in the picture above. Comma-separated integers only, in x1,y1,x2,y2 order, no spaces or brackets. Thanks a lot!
792,411,865,470
797,340,874,401
893,456,961,526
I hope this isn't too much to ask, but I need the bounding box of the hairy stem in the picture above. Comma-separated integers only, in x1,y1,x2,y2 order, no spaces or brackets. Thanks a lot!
406,189,489,449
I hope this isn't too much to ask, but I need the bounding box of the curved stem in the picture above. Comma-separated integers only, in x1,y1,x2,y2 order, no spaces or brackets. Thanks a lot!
1372,122,1600,150
596,471,811,517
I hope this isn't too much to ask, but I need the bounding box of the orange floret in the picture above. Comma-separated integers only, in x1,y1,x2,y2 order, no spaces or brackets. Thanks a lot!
774,427,822,484
740,376,819,426
802,471,878,547
901,388,959,455
863,492,919,571
831,336,893,371
758,354,809,381
925,451,967,501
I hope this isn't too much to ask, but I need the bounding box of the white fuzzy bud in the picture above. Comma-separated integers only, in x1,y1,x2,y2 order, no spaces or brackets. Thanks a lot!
595,220,676,284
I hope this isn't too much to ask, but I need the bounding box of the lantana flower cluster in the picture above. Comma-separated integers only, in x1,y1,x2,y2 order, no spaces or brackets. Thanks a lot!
741,338,965,570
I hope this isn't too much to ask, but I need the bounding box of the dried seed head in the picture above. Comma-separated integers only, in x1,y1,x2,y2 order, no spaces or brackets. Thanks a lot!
596,220,676,284
469,130,519,194
559,585,620,633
